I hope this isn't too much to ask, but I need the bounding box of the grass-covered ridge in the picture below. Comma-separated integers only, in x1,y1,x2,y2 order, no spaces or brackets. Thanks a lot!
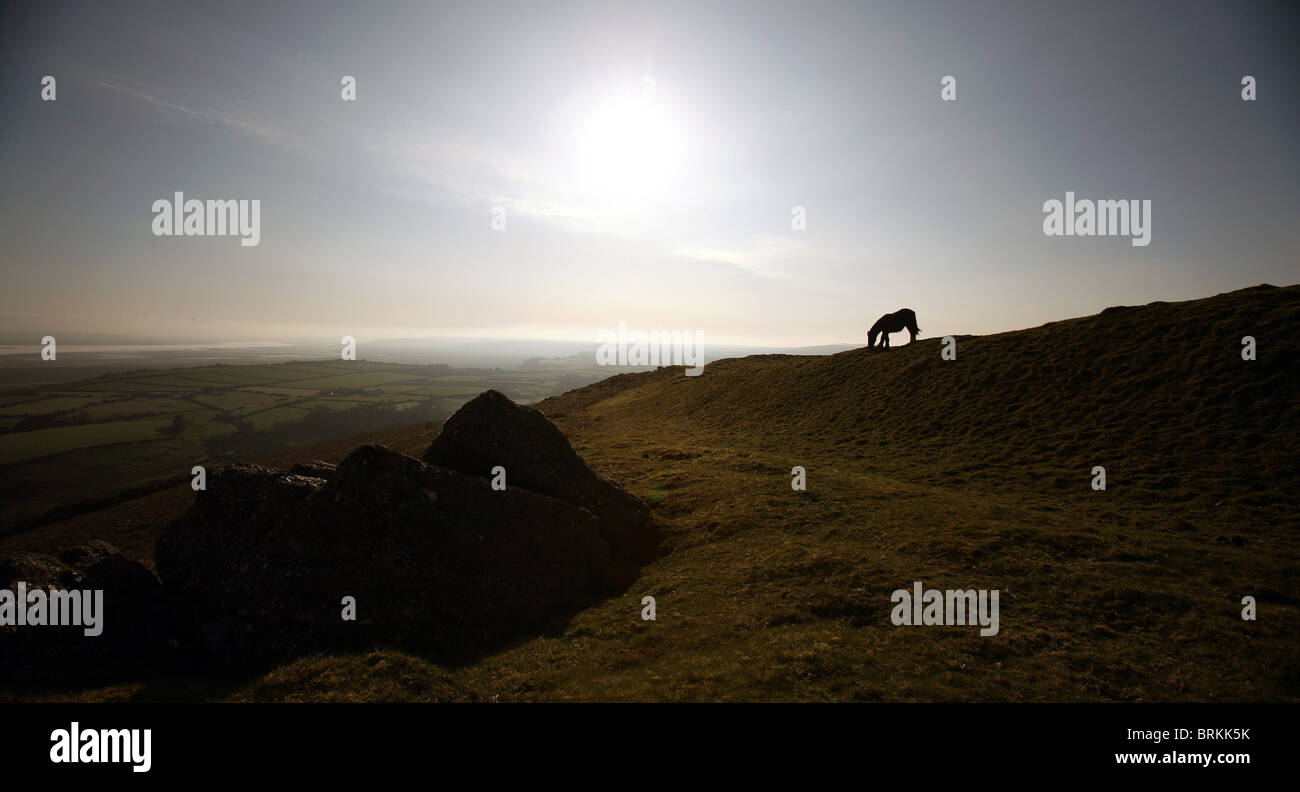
9,284,1299,702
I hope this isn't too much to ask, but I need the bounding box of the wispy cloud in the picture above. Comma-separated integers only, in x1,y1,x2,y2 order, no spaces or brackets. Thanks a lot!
92,78,200,118
673,236,811,281
91,75,306,153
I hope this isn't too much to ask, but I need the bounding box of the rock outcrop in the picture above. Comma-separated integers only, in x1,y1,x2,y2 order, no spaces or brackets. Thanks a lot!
154,390,658,669
0,540,166,686
424,389,658,581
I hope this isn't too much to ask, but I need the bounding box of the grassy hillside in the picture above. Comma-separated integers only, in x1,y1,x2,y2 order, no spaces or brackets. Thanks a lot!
11,284,1299,702
562,283,1298,513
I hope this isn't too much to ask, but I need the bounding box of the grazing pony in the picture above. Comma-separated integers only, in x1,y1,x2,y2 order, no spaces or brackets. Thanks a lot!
868,308,920,349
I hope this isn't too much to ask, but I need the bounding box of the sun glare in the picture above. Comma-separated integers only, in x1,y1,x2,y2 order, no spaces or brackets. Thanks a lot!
573,89,685,204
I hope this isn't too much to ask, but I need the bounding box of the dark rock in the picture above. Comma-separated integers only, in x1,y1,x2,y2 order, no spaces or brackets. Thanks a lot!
289,459,336,480
153,391,658,670
156,444,615,668
56,539,120,570
0,542,166,687
155,464,321,614
423,389,659,580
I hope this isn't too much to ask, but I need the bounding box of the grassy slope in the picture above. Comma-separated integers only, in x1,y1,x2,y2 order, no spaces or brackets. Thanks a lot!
19,284,1300,702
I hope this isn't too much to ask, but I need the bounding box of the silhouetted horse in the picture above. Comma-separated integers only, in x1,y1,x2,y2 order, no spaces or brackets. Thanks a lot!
868,308,920,349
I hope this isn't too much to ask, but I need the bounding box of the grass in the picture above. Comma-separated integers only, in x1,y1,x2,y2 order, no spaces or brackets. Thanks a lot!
4,284,1297,702
0,396,105,415
275,372,423,390
0,417,176,465
242,405,311,431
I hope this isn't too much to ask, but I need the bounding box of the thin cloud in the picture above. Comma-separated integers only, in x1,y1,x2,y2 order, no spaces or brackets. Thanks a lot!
91,76,304,153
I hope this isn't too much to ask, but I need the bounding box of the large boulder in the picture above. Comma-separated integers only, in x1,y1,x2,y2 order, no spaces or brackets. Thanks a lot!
0,541,166,687
154,464,322,616
423,389,658,580
156,444,615,668
155,390,659,669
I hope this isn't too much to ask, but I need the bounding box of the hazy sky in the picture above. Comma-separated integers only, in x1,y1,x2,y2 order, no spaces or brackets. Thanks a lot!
1,0,1296,346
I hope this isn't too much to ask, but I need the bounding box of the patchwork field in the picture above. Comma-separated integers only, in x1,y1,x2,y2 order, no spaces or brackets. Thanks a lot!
0,359,595,530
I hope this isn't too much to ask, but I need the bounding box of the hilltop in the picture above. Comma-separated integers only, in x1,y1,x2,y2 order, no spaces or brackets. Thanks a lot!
5,284,1298,702
549,283,1298,516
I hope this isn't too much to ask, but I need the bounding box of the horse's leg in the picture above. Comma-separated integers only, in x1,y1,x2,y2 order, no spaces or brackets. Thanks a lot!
883,332,890,349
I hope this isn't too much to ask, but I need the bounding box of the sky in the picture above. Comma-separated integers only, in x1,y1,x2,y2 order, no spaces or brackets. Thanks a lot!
1,0,1297,347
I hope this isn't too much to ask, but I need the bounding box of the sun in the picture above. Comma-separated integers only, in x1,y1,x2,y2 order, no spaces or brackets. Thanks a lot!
572,88,685,204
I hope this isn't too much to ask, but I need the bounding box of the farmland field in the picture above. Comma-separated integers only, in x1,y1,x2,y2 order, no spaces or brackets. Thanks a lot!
0,358,614,530
0,417,176,466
